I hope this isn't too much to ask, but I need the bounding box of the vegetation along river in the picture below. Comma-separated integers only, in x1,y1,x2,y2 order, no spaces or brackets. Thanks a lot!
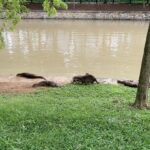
0,20,148,80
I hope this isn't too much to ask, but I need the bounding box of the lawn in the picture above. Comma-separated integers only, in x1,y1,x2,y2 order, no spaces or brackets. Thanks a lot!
0,84,150,150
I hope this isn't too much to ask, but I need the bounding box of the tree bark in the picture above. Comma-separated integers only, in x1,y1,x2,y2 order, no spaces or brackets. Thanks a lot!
133,24,150,109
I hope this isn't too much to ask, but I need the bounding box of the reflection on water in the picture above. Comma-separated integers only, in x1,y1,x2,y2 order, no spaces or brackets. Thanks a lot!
0,20,148,80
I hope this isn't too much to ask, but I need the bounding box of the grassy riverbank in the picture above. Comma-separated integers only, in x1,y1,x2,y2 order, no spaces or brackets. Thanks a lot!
0,84,150,149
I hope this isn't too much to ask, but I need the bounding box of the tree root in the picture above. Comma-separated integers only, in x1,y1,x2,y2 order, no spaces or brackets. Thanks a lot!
130,102,150,109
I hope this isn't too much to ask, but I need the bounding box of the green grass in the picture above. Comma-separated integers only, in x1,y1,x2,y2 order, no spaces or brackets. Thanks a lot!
0,84,150,150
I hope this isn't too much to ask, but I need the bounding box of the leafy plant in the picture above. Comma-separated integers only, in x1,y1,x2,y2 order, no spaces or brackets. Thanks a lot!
43,0,67,16
0,0,67,48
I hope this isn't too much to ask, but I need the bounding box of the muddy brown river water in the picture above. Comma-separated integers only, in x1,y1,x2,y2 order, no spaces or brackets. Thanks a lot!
0,20,148,80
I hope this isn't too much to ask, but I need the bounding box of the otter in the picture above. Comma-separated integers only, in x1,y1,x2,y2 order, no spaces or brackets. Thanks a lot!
32,81,59,88
117,80,138,88
72,73,99,84
16,72,46,80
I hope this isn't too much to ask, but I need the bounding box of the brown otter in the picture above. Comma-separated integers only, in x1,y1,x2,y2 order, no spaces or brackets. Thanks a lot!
72,73,99,84
16,72,46,80
32,81,59,88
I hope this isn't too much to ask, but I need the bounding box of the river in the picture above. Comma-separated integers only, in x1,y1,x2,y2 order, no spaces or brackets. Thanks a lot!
0,20,148,80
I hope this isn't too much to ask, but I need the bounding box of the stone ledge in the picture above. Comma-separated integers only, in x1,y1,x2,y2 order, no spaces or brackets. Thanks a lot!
21,10,150,20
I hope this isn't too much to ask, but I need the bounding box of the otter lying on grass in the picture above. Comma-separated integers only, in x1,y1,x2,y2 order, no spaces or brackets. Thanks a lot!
72,73,99,84
16,72,46,80
32,81,59,88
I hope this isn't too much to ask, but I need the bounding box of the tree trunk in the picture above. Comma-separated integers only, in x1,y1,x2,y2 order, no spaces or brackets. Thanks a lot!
143,0,146,7
146,0,149,5
133,24,150,109
73,0,75,10
104,0,107,4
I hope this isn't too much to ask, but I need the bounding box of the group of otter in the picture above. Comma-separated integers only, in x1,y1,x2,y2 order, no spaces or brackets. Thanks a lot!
16,72,99,88
16,72,141,88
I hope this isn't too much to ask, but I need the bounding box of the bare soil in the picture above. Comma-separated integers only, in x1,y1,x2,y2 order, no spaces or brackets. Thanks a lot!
0,76,71,93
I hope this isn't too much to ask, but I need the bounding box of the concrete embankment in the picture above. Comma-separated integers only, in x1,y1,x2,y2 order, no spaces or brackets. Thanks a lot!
21,10,150,20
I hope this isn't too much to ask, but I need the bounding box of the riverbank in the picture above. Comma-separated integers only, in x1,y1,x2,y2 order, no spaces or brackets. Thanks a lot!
21,10,150,20
0,75,118,93
0,84,150,149
0,76,71,93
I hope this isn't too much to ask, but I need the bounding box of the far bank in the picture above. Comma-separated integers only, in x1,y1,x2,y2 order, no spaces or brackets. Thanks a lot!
21,10,150,20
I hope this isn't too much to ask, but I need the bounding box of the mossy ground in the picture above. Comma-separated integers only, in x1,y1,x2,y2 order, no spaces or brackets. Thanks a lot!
0,84,150,150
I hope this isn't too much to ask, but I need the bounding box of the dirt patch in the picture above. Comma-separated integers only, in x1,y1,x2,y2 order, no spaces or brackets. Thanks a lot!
0,76,71,93
0,82,35,93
